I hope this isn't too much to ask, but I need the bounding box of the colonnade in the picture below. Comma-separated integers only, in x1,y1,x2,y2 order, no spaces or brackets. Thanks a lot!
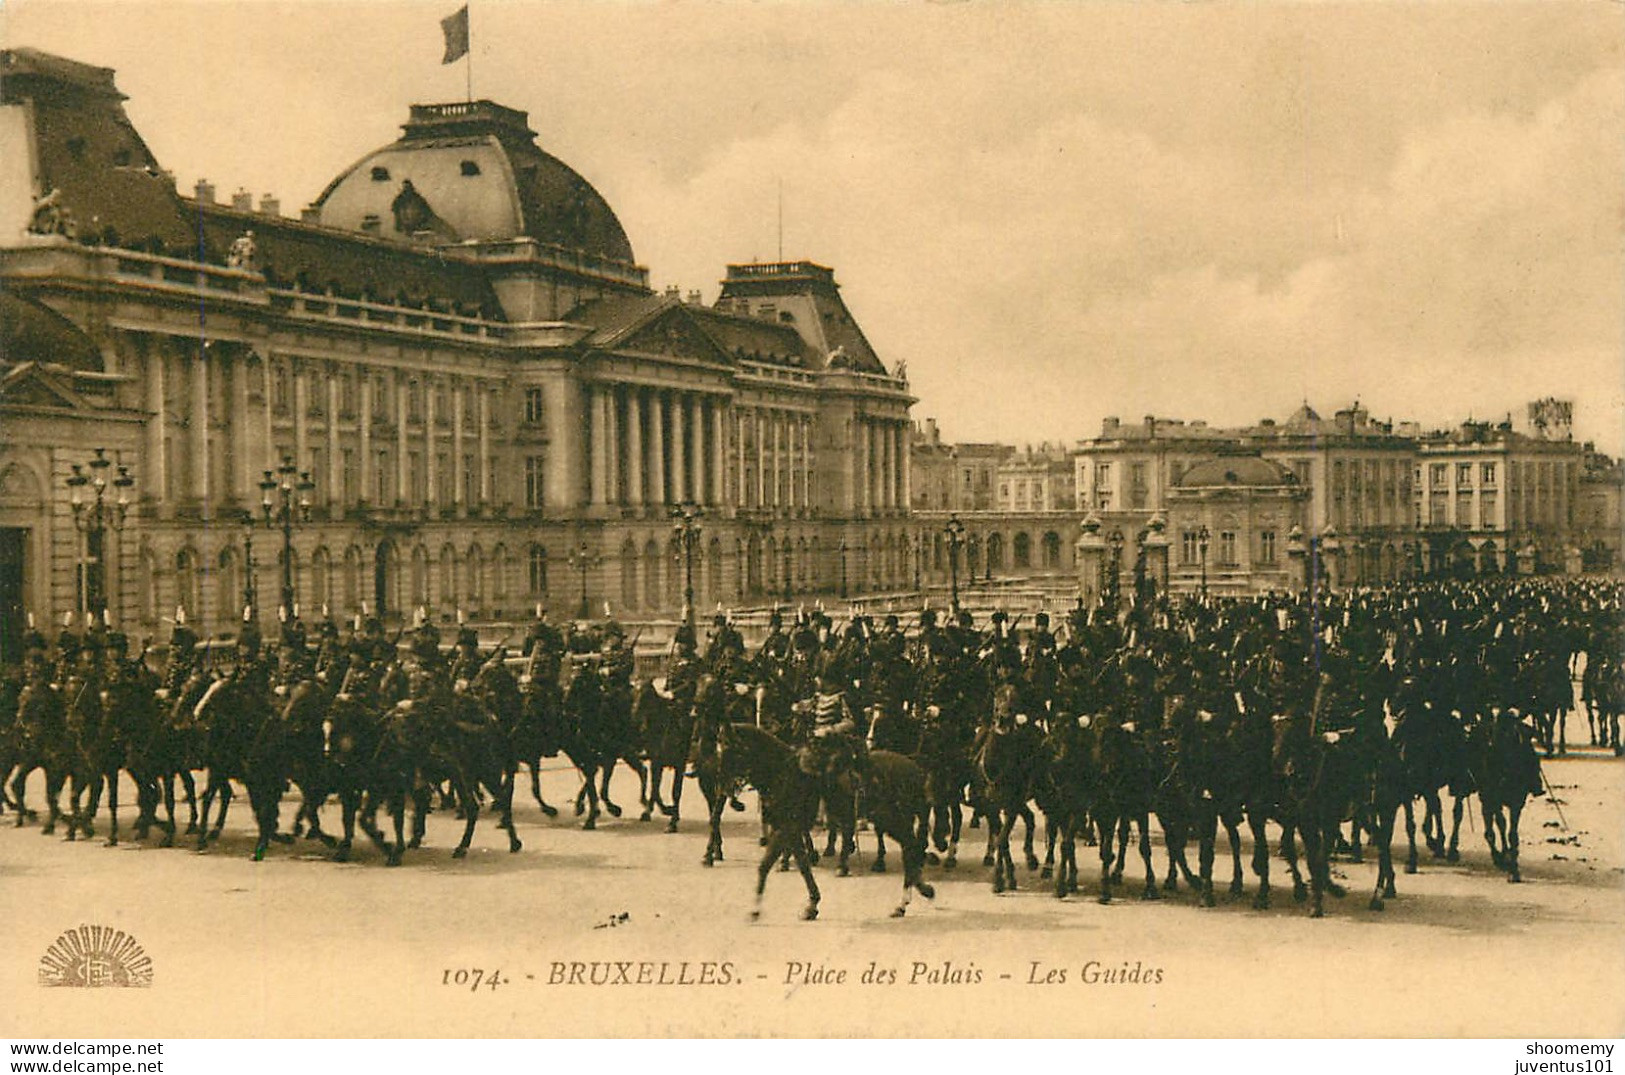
853,415,909,515
585,383,726,508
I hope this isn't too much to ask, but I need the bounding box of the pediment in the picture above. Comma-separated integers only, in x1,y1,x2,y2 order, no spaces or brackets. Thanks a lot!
0,363,85,410
614,307,730,365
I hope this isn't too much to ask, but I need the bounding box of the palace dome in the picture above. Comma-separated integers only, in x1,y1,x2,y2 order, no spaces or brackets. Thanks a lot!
312,100,635,265
1176,456,1295,489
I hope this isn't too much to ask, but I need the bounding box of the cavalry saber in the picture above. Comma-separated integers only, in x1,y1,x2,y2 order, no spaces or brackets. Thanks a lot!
1538,763,1570,832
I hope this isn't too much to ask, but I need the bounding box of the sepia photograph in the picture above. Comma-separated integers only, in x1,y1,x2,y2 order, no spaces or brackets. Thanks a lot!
0,0,1621,1043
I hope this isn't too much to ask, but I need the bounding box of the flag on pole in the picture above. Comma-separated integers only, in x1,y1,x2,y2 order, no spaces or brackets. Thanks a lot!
441,5,470,64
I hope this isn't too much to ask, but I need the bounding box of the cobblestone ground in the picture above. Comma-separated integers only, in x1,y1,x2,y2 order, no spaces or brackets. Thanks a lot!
1,751,1620,1037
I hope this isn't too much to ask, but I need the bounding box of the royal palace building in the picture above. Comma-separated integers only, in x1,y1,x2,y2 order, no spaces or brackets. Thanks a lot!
0,48,916,657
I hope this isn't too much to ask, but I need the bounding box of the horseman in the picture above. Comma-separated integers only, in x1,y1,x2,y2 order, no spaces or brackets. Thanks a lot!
756,609,790,671
664,623,703,713
795,669,865,781
705,611,744,670
449,625,485,686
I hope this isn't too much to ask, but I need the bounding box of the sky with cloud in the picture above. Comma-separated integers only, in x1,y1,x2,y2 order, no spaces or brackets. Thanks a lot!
6,1,1620,451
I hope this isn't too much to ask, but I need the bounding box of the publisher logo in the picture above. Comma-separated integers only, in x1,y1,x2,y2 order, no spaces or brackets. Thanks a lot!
38,925,153,988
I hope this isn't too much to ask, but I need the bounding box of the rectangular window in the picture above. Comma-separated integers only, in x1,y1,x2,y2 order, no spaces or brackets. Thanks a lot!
341,449,357,504
408,451,423,503
309,447,325,502
270,363,290,415
339,372,357,417
1095,463,1111,488
524,387,545,425
1293,460,1311,487
1130,462,1147,489
1180,531,1200,565
462,456,477,504
525,456,545,509
1218,531,1237,565
1481,462,1496,486
1457,463,1472,486
1480,493,1498,530
1259,530,1277,563
375,451,390,503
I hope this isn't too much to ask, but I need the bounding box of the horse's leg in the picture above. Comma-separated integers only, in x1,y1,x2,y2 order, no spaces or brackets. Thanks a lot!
1505,799,1523,883
159,774,178,847
1110,815,1129,883
1424,789,1444,857
528,760,558,818
981,799,997,867
1300,819,1325,918
641,762,659,822
702,780,723,866
9,764,28,827
209,780,233,843
387,791,406,867
1096,813,1115,904
1137,813,1159,900
1371,804,1396,910
578,764,601,830
893,818,934,917
598,761,621,819
944,797,961,869
1197,809,1217,907
180,769,199,834
104,767,120,847
251,780,276,862
1557,709,1567,756
1446,792,1465,862
792,832,822,921
1021,804,1039,870
1402,798,1419,874
1041,812,1057,881
1248,810,1271,910
1224,812,1245,896
1281,821,1308,902
333,789,357,863
752,829,787,920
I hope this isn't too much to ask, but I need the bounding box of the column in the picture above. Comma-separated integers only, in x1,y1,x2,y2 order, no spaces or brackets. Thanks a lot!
626,388,644,508
395,373,408,505
870,423,884,513
231,350,251,500
359,371,372,503
900,421,912,512
771,413,783,508
292,362,309,475
709,400,725,507
325,365,339,508
855,418,869,515
755,410,767,507
687,394,704,508
191,345,209,503
588,384,607,506
884,423,897,510
452,380,466,510
605,385,620,504
649,391,667,505
424,377,437,507
145,340,168,502
477,385,491,505
741,414,750,513
795,415,808,509
670,393,689,504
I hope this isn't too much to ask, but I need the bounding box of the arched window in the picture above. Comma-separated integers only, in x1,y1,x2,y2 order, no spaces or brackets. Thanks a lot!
1042,531,1062,569
175,547,201,622
491,543,509,601
643,540,661,611
1013,532,1032,570
138,544,159,625
707,537,724,605
619,540,637,609
216,546,240,625
987,533,1005,572
466,545,485,605
439,545,458,608
343,546,362,612
311,546,333,612
530,545,550,599
411,546,429,606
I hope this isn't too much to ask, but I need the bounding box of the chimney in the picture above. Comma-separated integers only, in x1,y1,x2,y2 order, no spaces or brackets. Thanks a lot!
231,187,253,211
259,194,281,217
686,290,702,305
194,179,216,204
663,284,680,298
1102,416,1120,436
300,205,322,225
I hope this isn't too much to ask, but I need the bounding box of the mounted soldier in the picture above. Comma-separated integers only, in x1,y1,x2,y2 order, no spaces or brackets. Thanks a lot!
795,669,865,782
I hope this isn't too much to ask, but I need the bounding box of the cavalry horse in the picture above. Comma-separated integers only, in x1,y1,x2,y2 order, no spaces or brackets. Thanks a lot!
975,680,1045,895
631,679,695,832
559,659,646,830
11,679,70,834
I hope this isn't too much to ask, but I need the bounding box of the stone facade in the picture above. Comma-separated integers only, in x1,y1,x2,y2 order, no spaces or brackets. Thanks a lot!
0,49,915,651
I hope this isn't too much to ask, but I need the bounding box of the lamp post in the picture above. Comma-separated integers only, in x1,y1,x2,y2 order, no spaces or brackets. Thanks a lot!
1287,523,1308,599
1104,529,1124,614
943,514,966,612
671,503,701,626
912,531,923,592
239,511,258,612
65,447,134,622
838,539,849,599
567,543,600,620
1197,524,1210,599
258,454,315,615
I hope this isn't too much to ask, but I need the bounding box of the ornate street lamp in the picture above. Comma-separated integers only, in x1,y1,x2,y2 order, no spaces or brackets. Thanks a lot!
239,510,258,611
1197,523,1211,599
671,503,702,626
912,532,923,592
567,543,600,620
66,448,134,622
943,514,966,612
1104,529,1124,614
258,454,315,615
838,538,850,599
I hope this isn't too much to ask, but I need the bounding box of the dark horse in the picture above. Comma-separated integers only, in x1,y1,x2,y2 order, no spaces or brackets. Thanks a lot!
974,686,1045,895
560,661,645,830
632,680,695,832
722,722,935,920
1467,710,1543,884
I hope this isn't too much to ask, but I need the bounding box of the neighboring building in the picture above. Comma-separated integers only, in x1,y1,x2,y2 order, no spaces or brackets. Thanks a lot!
996,444,1075,513
1164,455,1308,596
0,48,914,656
908,417,1011,513
1414,417,1583,575
1577,446,1623,571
